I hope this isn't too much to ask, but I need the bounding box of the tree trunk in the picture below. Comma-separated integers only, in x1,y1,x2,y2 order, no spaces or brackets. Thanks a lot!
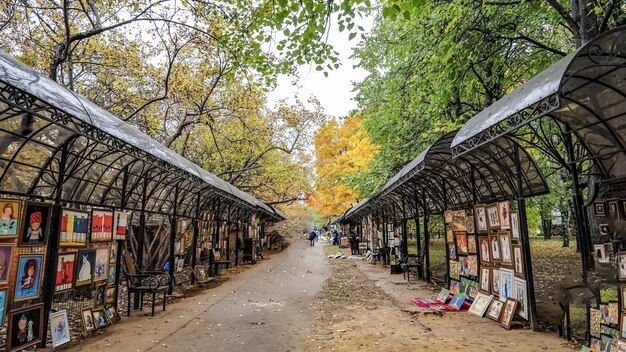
542,218,552,240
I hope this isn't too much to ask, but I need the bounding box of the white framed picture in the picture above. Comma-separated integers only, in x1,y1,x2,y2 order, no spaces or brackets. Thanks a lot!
468,292,494,317
49,310,71,348
514,277,528,320
499,268,514,302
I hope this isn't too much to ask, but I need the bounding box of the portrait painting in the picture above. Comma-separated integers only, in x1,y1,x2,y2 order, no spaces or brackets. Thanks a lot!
113,211,128,240
491,268,500,295
474,205,488,233
446,227,454,243
468,293,493,317
500,298,519,329
91,210,114,242
608,302,619,325
510,210,520,240
486,299,504,321
480,267,490,293
94,247,110,282
81,308,96,332
486,203,500,230
75,249,95,287
599,224,611,236
499,232,513,266
594,201,607,216
105,286,116,305
105,306,120,324
0,244,14,285
0,289,7,325
0,198,21,238
449,293,466,310
608,200,620,219
59,209,89,247
448,243,457,261
94,283,106,307
92,308,109,329
7,303,43,352
513,245,524,276
499,268,514,302
20,202,51,246
468,255,478,277
436,288,450,303
55,252,76,292
14,254,43,302
444,210,453,224
514,277,528,320
49,310,70,348
451,211,466,232
499,201,510,230
450,280,461,294
459,256,469,277
110,243,118,264
455,233,468,255
466,215,475,234
108,265,116,285
479,236,490,264
489,234,500,262
467,235,477,254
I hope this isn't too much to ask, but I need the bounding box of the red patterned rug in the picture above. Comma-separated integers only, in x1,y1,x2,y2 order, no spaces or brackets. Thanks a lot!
409,297,471,312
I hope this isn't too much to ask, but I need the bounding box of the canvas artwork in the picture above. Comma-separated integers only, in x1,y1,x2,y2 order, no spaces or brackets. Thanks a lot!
608,302,619,325
91,210,114,242
486,203,500,230
467,235,477,254
510,211,520,240
49,310,70,348
468,255,478,277
8,304,43,352
92,309,109,329
81,308,96,332
595,244,610,264
499,201,510,230
601,304,610,325
105,306,120,324
20,202,51,246
450,261,460,280
450,280,461,294
55,252,76,292
600,224,611,236
474,205,488,233
94,247,110,282
499,232,513,266
492,268,501,295
466,216,475,234
608,200,620,220
489,234,501,262
459,256,469,277
0,289,7,326
451,211,467,232
0,198,21,237
0,244,13,285
94,283,106,307
108,265,116,286
513,246,524,276
621,313,626,340
468,293,493,317
499,268,514,302
591,338,602,352
486,299,504,321
602,324,619,339
456,233,468,255
110,243,118,264
448,243,457,260
617,253,626,281
594,202,607,216
446,227,454,243
449,293,466,310
436,288,450,303
59,209,89,247
480,267,490,293
113,211,128,240
514,277,528,320
75,249,95,287
444,210,454,224
14,254,43,302
500,298,519,329
591,308,602,337
479,236,490,264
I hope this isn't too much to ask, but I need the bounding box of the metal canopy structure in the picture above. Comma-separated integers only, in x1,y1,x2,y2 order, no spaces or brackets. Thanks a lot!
451,26,626,179
0,50,283,222
338,131,548,223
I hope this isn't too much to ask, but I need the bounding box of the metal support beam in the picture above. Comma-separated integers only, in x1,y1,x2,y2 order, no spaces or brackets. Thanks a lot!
168,185,179,294
134,176,148,310
413,189,423,279
442,179,450,284
423,190,431,283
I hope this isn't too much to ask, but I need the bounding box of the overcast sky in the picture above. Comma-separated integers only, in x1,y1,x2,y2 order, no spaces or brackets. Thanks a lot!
266,15,374,118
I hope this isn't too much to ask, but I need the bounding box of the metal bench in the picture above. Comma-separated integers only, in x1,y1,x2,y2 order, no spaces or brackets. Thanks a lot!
121,251,170,317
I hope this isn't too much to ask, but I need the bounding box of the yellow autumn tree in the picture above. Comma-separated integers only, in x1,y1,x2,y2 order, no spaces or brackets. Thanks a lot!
312,116,378,217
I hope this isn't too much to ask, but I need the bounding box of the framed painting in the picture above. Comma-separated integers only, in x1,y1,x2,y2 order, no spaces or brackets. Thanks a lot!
94,247,110,282
94,282,106,307
499,268,514,302
513,245,524,276
466,215,475,234
446,227,454,243
450,280,461,294
450,261,460,280
599,224,611,236
448,243,457,261
459,256,469,277
467,235,477,254
436,288,450,303
105,286,116,305
7,303,43,352
451,211,466,232
595,244,610,264
55,252,76,292
491,268,500,295
0,244,14,285
112,211,128,240
81,308,96,332
75,249,95,287
514,277,528,320
110,243,118,264
486,203,500,230
444,210,453,224
591,308,601,337
91,209,114,242
486,299,504,321
510,210,520,241
108,265,116,285
479,266,490,293
621,313,626,340
455,233,468,255
0,198,21,238
468,292,493,317
489,234,501,263
59,209,89,247
500,298,519,329
479,236,490,264
608,302,619,325
105,306,120,324
499,232,513,267
14,254,43,302
92,308,109,329
608,200,620,219
468,255,478,277
474,205,488,233
49,310,71,348
498,201,511,230
449,293,466,310
594,201,607,216
20,202,51,246
0,289,7,325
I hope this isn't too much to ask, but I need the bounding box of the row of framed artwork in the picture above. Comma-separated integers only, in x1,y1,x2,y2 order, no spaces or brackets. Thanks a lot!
586,288,626,351
448,232,524,273
81,305,121,335
55,243,118,293
445,201,521,237
468,293,520,329
0,198,128,247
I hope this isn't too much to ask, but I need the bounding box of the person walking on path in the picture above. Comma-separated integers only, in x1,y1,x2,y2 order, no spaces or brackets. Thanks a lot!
349,234,359,255
308,231,316,247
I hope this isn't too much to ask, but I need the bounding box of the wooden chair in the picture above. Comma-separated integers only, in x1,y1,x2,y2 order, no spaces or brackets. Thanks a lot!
121,251,170,317
209,249,230,276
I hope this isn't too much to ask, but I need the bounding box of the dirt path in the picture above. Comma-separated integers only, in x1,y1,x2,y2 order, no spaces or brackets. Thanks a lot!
308,243,581,352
